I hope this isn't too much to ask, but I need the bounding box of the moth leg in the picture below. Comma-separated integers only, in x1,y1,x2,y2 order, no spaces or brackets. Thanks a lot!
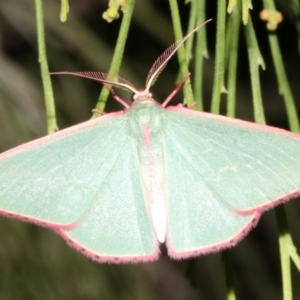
162,73,191,107
103,83,129,108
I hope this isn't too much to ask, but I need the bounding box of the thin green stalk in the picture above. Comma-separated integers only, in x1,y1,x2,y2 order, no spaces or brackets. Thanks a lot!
261,0,300,132
193,0,207,111
241,0,252,25
60,0,69,22
275,206,293,300
244,17,266,124
93,0,135,115
210,0,226,114
288,235,300,271
267,34,300,132
168,0,194,107
227,0,237,13
226,4,240,118
185,0,198,63
35,0,58,134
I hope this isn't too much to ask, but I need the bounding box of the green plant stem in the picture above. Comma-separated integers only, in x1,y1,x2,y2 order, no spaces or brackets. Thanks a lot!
262,0,300,133
261,0,275,10
288,235,300,271
193,0,207,111
210,0,226,114
185,0,198,63
227,0,237,13
93,0,135,115
226,4,240,118
244,16,266,124
35,0,58,134
168,0,194,107
267,34,300,132
241,0,252,24
275,206,293,300
60,0,69,22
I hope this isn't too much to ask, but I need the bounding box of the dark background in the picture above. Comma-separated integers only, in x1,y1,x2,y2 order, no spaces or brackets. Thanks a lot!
0,0,300,299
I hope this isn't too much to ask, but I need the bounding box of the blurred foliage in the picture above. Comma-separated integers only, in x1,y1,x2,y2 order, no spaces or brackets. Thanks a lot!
0,0,300,299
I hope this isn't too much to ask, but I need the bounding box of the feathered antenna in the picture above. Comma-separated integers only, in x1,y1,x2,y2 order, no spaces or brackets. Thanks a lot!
145,19,212,91
50,71,138,94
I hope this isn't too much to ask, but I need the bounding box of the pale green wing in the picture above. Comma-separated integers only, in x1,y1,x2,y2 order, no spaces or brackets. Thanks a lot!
162,107,300,258
0,113,157,262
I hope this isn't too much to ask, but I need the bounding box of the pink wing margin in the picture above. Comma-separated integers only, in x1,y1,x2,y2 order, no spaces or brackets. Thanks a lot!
57,229,160,263
167,213,260,260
